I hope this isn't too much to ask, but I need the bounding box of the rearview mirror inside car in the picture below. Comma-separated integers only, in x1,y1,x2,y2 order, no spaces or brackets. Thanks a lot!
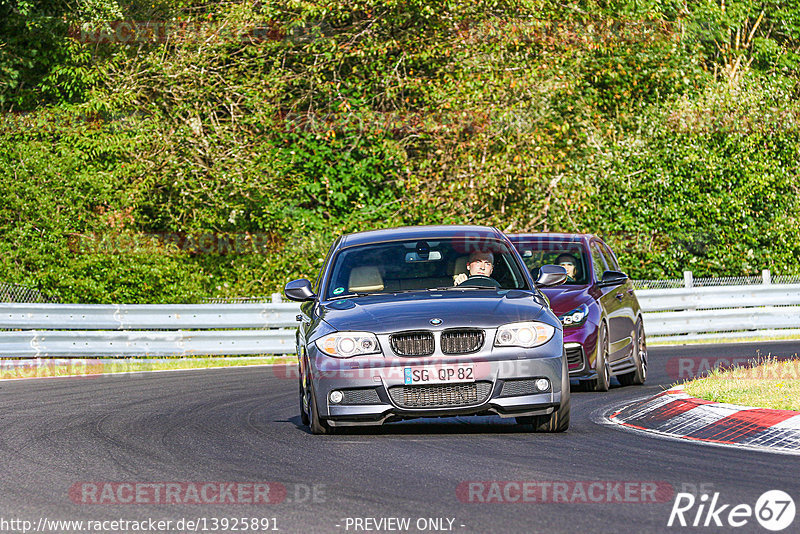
405,250,442,262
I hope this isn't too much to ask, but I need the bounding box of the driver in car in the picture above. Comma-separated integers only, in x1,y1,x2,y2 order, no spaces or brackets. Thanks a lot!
555,253,578,282
453,250,499,287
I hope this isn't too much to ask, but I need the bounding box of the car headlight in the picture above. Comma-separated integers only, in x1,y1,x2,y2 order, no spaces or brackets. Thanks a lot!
494,321,555,348
559,304,589,327
315,332,381,358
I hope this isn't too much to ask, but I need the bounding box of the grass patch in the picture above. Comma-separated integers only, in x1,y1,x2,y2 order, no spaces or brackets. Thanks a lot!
0,356,295,379
682,357,800,411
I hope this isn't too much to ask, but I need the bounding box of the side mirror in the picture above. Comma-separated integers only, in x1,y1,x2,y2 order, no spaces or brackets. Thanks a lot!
598,270,629,288
535,264,568,288
284,279,316,302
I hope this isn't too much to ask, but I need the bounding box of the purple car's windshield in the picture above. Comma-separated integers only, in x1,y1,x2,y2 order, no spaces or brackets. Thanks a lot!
325,238,530,299
514,241,590,285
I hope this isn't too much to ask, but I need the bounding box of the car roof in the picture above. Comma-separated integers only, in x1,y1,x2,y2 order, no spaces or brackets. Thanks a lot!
507,232,596,244
339,225,508,248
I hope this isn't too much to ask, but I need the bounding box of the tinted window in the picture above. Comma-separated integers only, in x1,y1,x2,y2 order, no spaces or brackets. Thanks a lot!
514,240,590,285
324,238,528,299
599,242,620,271
590,242,607,280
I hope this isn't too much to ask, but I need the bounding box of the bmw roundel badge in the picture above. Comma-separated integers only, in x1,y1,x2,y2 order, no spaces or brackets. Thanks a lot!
430,318,443,326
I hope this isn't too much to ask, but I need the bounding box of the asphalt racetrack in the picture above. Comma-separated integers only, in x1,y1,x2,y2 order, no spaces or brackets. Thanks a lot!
1,341,799,534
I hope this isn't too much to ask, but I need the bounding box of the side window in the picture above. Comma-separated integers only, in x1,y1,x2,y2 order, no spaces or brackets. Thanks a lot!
590,242,607,280
600,242,620,271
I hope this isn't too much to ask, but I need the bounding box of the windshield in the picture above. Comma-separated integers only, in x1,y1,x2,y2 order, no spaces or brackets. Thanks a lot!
324,238,529,299
513,240,590,285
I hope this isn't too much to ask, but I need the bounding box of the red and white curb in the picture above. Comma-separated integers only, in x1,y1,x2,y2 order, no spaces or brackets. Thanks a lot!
609,386,800,453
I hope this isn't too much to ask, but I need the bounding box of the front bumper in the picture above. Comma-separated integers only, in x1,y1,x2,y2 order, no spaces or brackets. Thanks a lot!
563,324,599,379
307,336,565,426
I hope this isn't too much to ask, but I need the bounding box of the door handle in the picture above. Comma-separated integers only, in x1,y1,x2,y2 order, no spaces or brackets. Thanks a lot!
627,288,634,295
615,293,624,300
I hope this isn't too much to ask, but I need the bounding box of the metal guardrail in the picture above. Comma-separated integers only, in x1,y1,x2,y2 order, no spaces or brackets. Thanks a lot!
0,303,299,330
639,270,800,343
633,270,800,290
642,307,800,336
2,270,799,357
0,329,295,357
637,284,800,312
0,300,298,357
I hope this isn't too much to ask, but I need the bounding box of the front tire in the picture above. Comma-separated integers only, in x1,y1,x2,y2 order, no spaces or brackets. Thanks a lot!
529,351,570,432
593,323,611,392
307,379,334,435
299,377,309,426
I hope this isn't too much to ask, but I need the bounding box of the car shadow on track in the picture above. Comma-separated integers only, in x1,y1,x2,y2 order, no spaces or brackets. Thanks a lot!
283,415,573,436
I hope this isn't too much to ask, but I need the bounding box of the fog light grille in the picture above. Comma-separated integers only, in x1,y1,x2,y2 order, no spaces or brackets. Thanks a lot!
566,345,585,372
500,378,549,397
340,388,381,405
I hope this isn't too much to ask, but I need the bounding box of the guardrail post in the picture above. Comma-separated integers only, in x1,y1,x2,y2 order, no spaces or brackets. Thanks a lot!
271,292,282,303
682,271,696,332
762,269,771,285
683,271,693,289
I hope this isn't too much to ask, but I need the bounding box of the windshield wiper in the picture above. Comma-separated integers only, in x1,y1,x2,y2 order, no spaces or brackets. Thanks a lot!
457,286,499,290
328,292,375,300
428,286,500,291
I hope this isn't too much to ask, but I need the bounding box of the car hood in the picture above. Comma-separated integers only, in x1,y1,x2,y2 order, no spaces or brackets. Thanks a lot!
318,290,553,334
540,285,596,316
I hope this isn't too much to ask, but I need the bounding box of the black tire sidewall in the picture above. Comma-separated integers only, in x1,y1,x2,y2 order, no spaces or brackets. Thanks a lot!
634,319,647,384
299,377,310,426
594,323,610,392
308,379,330,435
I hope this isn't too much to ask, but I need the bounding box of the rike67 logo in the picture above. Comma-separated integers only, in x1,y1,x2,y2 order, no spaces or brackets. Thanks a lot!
668,490,795,531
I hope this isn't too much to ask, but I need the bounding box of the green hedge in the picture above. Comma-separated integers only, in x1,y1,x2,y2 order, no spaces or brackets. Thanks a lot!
0,0,799,302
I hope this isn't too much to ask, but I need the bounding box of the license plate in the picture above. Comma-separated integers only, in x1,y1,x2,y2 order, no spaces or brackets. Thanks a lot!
403,365,475,385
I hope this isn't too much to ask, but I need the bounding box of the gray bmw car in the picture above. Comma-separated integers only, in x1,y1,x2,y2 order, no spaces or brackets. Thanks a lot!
284,225,569,434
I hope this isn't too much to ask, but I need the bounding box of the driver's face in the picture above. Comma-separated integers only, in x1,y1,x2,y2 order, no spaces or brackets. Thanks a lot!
468,253,494,277
559,261,576,278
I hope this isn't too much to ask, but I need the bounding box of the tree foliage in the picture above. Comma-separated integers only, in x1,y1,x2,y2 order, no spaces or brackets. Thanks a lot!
1,0,799,301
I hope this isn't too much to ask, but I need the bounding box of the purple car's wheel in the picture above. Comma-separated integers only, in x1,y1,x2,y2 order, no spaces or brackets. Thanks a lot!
619,319,647,386
593,323,610,392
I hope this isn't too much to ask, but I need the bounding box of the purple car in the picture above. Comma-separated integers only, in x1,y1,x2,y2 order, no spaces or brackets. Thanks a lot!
508,233,647,391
